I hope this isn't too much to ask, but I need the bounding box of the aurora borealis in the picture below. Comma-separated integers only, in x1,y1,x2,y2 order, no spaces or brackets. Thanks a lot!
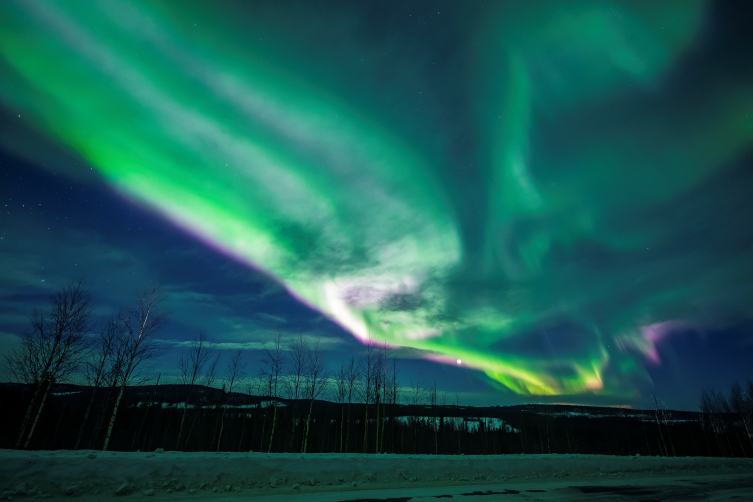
1,0,753,408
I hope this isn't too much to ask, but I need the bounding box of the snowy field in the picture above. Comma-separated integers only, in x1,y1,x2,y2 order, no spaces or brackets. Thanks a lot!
1,449,752,501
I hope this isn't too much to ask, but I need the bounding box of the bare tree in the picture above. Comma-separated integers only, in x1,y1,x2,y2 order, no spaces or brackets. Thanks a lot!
260,331,285,452
439,391,447,454
334,362,348,452
700,388,724,456
343,357,358,453
285,334,308,451
86,336,127,449
718,385,746,457
410,370,425,454
182,350,221,450
102,286,167,451
731,380,753,453
358,342,377,453
176,330,213,449
286,334,308,401
132,373,161,451
74,316,120,449
700,388,737,456
388,357,400,453
216,350,246,450
302,338,327,453
372,344,388,453
238,377,263,451
5,280,93,449
650,394,670,456
429,380,438,454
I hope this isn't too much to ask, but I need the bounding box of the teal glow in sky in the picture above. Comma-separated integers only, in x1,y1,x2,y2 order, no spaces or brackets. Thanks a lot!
2,0,753,404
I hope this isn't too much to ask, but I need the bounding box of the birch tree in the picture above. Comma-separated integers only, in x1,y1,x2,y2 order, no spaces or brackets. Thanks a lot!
410,370,425,454
650,394,669,456
176,330,213,449
285,334,308,451
388,357,400,453
358,343,376,453
216,350,246,451
74,316,120,449
343,358,358,453
102,286,167,451
5,279,93,449
260,331,285,452
730,380,753,452
429,380,438,454
334,362,348,452
302,338,327,452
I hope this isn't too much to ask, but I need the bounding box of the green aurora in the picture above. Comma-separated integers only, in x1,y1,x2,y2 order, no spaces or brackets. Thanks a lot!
2,0,753,400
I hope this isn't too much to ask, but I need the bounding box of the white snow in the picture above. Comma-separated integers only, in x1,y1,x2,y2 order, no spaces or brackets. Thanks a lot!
1,449,752,501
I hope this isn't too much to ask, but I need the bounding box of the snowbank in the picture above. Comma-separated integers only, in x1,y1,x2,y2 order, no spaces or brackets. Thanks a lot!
1,449,752,499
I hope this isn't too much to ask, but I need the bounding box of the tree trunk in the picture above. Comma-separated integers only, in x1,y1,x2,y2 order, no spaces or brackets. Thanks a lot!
457,420,461,454
102,384,125,451
654,417,668,456
665,423,676,457
380,414,386,453
434,415,439,455
391,407,396,453
176,406,190,449
74,387,98,450
268,403,278,453
375,399,380,453
700,420,712,456
238,415,247,452
15,380,46,450
184,405,203,451
260,405,268,452
339,404,345,453
345,403,351,453
216,410,226,451
401,421,405,454
22,379,54,449
302,400,314,453
362,405,369,453
287,403,298,453
413,417,418,454
729,420,747,458
741,416,753,455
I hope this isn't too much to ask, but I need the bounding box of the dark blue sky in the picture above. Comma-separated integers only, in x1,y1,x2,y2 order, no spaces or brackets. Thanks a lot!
1,0,752,410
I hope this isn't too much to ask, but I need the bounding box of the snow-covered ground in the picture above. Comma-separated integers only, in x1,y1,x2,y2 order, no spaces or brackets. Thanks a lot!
1,449,752,501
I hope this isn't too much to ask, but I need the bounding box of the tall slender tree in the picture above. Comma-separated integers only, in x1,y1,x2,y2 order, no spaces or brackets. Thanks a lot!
102,286,167,451
429,380,438,454
730,380,753,453
410,370,425,454
5,280,93,449
334,362,348,452
260,331,285,452
302,338,327,453
344,357,358,453
216,350,246,451
285,334,308,451
183,350,221,450
74,317,120,449
388,357,400,453
176,330,213,449
650,394,670,456
359,343,376,453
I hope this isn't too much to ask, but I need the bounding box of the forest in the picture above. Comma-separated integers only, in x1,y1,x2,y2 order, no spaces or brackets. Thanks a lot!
3,281,753,458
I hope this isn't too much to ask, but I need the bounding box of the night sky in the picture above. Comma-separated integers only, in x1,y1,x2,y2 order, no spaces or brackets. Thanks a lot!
1,0,752,411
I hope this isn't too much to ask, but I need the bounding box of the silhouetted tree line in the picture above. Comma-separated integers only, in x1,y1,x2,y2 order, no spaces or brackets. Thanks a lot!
3,281,752,457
